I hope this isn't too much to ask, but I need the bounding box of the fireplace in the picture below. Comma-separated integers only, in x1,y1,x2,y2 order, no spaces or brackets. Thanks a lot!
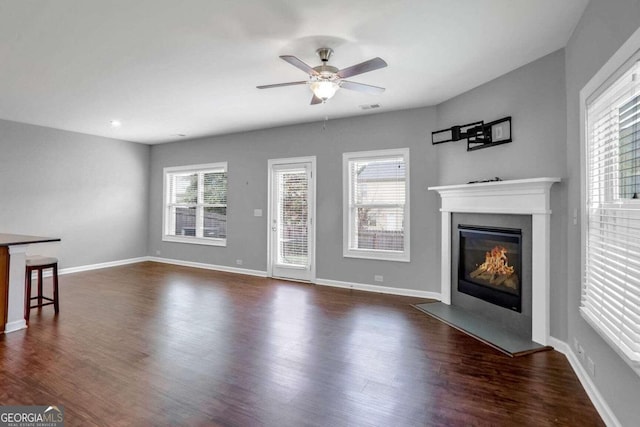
458,225,522,312
429,178,560,345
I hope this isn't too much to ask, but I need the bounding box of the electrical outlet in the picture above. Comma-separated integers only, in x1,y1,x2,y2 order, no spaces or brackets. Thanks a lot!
155,250,161,256
573,337,579,351
578,345,585,360
374,275,383,282
236,259,243,266
587,357,596,377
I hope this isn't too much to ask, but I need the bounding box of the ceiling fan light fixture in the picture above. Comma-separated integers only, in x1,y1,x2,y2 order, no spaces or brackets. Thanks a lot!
310,80,339,101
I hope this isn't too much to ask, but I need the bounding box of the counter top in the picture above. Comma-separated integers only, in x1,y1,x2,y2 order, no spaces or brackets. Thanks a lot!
0,233,61,247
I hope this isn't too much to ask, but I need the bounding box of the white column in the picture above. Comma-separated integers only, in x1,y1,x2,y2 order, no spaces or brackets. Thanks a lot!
531,213,550,345
6,245,28,333
440,210,452,304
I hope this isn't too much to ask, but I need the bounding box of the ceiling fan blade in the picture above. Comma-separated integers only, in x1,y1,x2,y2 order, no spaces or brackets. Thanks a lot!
340,80,385,94
337,57,387,79
256,81,307,89
310,94,323,105
280,55,319,76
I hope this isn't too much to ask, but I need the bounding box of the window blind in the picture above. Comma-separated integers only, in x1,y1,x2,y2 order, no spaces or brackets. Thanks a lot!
202,170,228,239
164,163,227,244
582,58,640,367
346,152,408,257
275,168,309,267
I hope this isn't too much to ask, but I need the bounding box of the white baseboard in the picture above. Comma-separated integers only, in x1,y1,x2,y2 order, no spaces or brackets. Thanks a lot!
57,256,437,298
145,260,438,298
149,259,438,298
4,319,27,333
315,277,440,299
548,337,620,427
53,256,267,279
59,257,150,275
147,256,267,277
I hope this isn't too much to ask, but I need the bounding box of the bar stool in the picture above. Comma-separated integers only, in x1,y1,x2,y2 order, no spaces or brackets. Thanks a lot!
25,256,59,322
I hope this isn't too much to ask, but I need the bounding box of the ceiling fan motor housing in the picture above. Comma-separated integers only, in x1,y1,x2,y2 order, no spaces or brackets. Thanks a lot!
313,48,339,81
316,47,333,63
313,65,339,78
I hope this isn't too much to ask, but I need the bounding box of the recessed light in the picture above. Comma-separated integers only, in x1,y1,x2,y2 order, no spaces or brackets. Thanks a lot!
110,120,122,128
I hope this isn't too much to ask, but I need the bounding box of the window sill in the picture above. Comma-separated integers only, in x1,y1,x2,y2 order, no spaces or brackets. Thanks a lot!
343,249,410,263
580,307,640,377
163,235,227,247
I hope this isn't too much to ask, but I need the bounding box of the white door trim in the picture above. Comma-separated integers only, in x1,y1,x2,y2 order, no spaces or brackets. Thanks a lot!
267,156,317,283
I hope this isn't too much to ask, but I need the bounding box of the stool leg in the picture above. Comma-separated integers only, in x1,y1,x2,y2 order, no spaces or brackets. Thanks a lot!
25,267,32,322
53,263,59,314
37,268,43,306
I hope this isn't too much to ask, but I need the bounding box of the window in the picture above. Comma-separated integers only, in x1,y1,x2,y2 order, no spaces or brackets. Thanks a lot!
582,52,640,374
163,162,227,246
343,148,410,262
619,93,640,198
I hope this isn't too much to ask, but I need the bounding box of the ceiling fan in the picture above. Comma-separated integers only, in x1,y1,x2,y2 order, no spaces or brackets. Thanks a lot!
257,48,388,105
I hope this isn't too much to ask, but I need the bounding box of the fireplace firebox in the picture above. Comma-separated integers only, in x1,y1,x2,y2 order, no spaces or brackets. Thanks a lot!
458,225,522,312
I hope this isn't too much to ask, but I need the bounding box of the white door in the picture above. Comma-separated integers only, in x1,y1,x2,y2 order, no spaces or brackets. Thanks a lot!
268,158,315,282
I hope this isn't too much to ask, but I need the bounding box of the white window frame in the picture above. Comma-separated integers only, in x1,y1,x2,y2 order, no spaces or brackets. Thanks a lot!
343,148,410,262
580,26,640,376
162,162,228,247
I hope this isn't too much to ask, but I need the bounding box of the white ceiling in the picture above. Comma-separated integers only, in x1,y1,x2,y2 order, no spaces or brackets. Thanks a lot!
0,0,588,144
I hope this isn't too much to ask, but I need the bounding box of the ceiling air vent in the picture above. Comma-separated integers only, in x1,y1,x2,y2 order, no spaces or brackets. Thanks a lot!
359,104,381,110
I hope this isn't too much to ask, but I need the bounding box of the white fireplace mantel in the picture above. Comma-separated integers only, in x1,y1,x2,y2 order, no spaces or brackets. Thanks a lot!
428,177,560,345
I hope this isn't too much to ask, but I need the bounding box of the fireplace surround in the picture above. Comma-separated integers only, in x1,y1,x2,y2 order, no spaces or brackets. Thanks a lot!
429,177,560,345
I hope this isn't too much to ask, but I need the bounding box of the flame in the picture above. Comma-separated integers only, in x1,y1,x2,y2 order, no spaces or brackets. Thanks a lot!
477,246,514,276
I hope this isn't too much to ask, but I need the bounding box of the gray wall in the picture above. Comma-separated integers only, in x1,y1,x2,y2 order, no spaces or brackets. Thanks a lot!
434,49,569,340
435,49,568,186
565,0,640,425
147,50,569,305
0,118,149,267
148,108,441,292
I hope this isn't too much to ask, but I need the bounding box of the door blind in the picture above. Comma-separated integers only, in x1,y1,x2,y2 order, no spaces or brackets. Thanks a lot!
276,168,309,267
582,57,640,367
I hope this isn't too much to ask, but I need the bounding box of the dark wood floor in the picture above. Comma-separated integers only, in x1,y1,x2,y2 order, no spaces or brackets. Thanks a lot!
0,262,602,426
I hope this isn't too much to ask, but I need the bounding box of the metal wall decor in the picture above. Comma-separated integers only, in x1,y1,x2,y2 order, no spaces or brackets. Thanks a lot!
431,116,512,151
